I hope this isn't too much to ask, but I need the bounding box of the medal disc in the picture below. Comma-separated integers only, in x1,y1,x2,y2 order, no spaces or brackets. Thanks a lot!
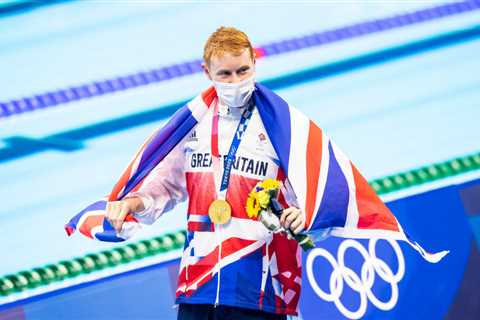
208,199,232,225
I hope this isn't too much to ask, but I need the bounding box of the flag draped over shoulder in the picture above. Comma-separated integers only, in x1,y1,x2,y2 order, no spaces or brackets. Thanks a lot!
65,83,448,262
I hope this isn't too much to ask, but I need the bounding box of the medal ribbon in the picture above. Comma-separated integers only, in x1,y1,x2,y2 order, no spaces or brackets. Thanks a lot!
211,99,255,200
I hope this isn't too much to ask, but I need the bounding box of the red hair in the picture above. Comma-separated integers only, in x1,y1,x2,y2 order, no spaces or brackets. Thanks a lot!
203,26,254,66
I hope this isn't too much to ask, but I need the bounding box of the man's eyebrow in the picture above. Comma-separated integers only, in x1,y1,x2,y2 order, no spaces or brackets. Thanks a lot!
215,65,250,75
216,69,231,75
237,65,250,72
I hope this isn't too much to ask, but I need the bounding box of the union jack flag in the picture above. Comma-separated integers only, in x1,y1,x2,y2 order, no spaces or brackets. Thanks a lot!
65,83,448,263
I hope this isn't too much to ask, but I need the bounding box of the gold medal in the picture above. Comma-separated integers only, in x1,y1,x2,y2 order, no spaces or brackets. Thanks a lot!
208,199,232,225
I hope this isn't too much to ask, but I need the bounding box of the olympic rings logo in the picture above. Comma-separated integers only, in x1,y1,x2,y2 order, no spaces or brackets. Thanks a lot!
306,239,405,319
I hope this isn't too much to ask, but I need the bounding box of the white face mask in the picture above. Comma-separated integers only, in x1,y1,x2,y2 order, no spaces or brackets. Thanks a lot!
213,75,255,108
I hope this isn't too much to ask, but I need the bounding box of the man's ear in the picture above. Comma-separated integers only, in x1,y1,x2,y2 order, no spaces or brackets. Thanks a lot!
201,63,212,81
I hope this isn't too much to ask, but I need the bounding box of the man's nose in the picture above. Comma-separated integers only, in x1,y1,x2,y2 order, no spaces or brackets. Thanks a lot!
229,73,241,83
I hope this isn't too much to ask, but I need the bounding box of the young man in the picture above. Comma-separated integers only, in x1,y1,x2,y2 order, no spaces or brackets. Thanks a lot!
105,27,305,319
71,23,446,320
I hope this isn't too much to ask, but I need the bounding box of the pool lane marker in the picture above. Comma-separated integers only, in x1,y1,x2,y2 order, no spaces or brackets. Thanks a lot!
1,0,479,119
1,23,480,164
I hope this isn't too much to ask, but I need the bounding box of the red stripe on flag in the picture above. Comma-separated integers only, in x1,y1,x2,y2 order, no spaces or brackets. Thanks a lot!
109,161,134,201
221,238,256,259
187,221,214,232
351,164,399,231
124,214,138,223
79,214,103,239
186,172,216,215
65,226,74,236
185,274,214,297
259,290,265,310
177,237,257,296
304,121,323,229
202,86,217,107
226,174,261,220
211,103,220,158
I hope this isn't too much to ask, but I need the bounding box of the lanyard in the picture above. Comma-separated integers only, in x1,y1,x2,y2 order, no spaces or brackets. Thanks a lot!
211,99,255,200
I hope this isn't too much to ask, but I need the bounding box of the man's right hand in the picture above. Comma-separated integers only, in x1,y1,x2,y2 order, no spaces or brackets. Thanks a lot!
105,197,144,233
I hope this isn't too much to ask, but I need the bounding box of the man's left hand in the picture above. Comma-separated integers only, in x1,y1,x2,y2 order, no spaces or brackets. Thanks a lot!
280,207,305,234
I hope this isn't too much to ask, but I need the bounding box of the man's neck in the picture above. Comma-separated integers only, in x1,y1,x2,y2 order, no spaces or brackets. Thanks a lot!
218,101,248,118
